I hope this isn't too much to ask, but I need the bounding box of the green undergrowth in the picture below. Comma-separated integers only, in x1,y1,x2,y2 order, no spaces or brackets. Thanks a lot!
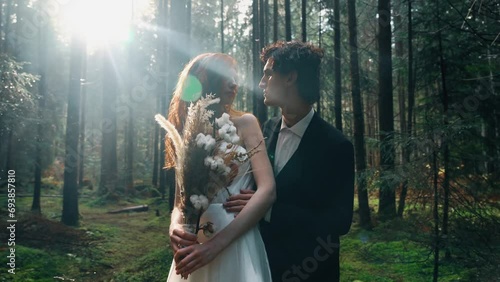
2,186,498,281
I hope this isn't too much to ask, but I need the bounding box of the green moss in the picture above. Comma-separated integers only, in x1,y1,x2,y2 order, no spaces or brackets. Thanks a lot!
113,248,173,282
0,245,77,281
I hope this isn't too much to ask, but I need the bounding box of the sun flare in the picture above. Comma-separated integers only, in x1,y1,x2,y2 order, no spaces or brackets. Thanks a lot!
59,0,149,46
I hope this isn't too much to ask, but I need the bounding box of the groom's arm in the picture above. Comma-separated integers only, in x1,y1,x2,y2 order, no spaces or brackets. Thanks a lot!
264,140,354,237
224,118,275,214
223,189,255,214
225,140,355,236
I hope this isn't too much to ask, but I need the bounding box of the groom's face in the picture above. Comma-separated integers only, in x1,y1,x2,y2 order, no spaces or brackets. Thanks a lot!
259,58,287,107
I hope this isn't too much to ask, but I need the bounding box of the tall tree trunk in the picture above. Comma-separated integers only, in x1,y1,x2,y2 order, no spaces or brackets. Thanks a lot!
347,0,371,229
271,0,280,117
0,0,3,163
99,48,118,198
432,148,440,282
273,0,278,42
221,0,224,52
165,0,189,203
284,0,291,41
62,35,84,226
259,0,266,46
395,6,406,216
485,47,497,175
32,9,48,214
301,0,306,42
377,0,396,220
398,0,415,217
316,1,322,117
78,44,87,188
0,0,3,51
333,0,342,131
252,0,267,124
4,129,14,176
264,0,269,44
125,24,135,196
436,0,450,260
152,0,165,188
2,0,12,53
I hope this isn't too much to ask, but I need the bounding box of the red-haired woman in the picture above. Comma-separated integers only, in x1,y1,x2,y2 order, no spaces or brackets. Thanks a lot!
165,53,275,282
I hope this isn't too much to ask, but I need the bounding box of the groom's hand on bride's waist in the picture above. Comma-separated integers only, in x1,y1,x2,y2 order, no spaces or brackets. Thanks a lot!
170,228,198,253
223,189,255,214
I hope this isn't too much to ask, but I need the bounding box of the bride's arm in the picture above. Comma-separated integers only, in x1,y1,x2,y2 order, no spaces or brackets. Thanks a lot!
174,113,276,276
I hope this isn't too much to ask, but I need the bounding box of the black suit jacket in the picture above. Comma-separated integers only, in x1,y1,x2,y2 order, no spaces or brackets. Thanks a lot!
260,113,355,282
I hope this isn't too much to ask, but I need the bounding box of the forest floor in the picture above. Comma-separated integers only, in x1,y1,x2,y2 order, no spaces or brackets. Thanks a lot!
0,188,173,282
1,186,498,282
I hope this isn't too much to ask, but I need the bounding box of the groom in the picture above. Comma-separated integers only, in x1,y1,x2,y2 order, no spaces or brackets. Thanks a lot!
225,41,355,282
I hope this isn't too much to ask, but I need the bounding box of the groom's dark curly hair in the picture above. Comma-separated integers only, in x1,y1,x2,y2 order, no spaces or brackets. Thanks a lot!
260,41,324,105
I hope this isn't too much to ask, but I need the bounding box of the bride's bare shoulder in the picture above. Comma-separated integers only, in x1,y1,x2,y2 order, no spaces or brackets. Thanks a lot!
231,113,261,135
232,113,258,127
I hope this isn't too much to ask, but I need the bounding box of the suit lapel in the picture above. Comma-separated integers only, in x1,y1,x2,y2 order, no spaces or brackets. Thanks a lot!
274,113,320,189
264,117,281,173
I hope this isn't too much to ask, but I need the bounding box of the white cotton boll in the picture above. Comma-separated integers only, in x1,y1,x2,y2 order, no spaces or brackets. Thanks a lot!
224,166,231,175
216,113,232,127
196,133,206,148
228,125,237,134
199,195,209,210
231,135,240,143
190,195,202,210
210,159,218,170
223,134,232,143
215,156,224,165
204,156,214,167
204,135,216,151
219,141,230,153
218,128,227,139
236,146,247,155
221,124,231,132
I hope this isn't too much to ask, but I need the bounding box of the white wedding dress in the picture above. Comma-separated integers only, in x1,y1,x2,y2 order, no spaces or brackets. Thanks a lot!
167,161,272,282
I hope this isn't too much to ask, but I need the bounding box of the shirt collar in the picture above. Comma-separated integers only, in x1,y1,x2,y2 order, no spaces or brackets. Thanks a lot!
280,108,315,138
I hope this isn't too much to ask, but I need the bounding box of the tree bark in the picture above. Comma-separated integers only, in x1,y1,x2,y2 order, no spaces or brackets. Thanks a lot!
436,0,450,260
78,43,87,189
62,35,84,226
432,148,440,282
284,0,291,41
273,0,278,42
165,0,189,204
125,25,135,196
398,0,415,217
301,0,306,42
252,0,267,124
152,0,165,188
394,5,406,217
32,8,48,214
333,0,342,131
221,0,224,52
99,49,118,197
2,0,12,53
377,0,396,220
347,0,371,229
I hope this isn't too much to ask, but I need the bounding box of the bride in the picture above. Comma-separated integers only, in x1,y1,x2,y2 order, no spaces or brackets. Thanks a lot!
164,53,275,282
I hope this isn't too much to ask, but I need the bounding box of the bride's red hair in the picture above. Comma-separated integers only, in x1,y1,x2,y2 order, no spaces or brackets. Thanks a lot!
165,53,242,169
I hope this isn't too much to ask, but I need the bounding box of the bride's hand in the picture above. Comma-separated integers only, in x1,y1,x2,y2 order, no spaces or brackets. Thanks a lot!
174,240,222,277
170,228,198,253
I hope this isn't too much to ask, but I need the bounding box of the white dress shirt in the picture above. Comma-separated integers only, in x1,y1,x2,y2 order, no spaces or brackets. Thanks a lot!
265,108,315,222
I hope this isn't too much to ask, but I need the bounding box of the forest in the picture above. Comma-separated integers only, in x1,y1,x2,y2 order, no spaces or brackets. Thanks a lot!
0,0,499,281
